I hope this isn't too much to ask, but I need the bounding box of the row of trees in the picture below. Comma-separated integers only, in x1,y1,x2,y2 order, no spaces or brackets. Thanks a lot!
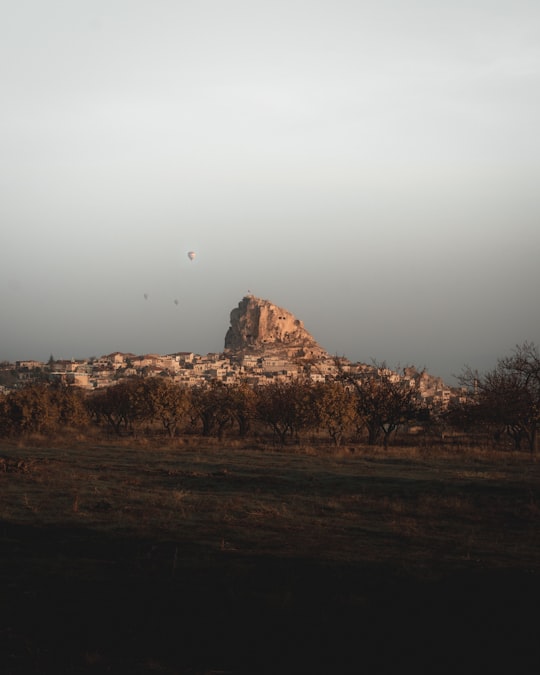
0,382,89,436
86,376,405,445
0,368,424,447
1,343,539,452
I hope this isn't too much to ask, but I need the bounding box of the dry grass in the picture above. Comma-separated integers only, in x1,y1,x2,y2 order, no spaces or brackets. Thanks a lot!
1,436,539,674
1,436,538,571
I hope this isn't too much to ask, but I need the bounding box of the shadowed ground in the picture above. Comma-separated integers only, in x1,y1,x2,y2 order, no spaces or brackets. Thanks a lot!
1,441,539,673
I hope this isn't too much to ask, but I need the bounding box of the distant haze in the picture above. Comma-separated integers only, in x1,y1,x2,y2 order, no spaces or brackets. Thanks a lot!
1,1,539,384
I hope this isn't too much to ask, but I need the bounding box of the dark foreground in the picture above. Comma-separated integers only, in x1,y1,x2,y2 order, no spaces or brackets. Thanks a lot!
1,441,539,673
2,523,539,674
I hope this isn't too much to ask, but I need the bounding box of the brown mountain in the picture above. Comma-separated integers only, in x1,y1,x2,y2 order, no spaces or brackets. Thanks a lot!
224,295,328,359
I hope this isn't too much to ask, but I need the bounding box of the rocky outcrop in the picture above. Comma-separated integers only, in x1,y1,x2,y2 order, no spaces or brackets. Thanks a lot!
224,295,327,357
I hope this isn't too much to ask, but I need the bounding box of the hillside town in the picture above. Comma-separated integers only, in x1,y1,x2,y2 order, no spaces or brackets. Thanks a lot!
0,295,467,410
0,349,465,411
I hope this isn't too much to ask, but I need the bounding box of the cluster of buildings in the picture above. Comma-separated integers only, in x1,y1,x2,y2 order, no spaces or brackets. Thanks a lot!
5,350,329,390
1,350,465,410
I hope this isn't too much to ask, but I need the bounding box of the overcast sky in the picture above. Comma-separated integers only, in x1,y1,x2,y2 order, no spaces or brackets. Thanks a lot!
1,0,539,383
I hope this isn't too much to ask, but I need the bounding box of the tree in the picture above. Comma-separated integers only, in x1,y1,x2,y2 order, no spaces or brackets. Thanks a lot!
190,381,236,439
87,379,144,435
337,360,422,448
459,342,540,453
227,381,257,437
255,379,318,445
313,381,357,446
0,384,58,435
49,380,90,429
140,378,192,437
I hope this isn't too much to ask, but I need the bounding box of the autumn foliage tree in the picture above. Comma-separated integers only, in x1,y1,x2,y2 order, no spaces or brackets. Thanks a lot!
227,381,257,437
336,361,423,447
136,378,192,437
87,379,145,435
0,382,89,436
190,381,237,439
255,379,319,445
313,381,356,446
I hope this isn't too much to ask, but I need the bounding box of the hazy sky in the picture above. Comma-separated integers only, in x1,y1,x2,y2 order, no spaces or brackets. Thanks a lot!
1,0,539,383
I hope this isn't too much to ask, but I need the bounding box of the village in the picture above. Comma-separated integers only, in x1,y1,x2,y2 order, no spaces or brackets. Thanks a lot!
1,348,464,411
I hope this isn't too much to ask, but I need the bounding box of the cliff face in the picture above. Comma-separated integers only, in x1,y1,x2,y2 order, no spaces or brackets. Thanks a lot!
224,296,324,355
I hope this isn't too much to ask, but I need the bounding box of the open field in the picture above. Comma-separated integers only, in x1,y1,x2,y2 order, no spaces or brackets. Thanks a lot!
1,438,540,674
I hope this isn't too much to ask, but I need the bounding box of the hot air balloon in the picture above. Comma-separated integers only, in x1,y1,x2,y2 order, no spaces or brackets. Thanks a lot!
187,251,196,261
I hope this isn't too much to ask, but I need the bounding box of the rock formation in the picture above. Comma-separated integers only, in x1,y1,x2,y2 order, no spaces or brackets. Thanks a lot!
224,295,327,358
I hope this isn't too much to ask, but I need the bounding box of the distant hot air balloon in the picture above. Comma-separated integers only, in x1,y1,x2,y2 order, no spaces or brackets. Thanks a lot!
187,251,196,261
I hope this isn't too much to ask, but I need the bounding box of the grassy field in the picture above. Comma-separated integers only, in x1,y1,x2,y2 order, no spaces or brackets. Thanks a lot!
1,437,539,674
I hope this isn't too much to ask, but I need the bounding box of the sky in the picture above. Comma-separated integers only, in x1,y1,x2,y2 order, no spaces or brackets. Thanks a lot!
1,0,539,384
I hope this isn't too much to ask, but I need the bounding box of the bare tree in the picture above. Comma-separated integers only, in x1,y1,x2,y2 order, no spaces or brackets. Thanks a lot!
459,342,540,453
